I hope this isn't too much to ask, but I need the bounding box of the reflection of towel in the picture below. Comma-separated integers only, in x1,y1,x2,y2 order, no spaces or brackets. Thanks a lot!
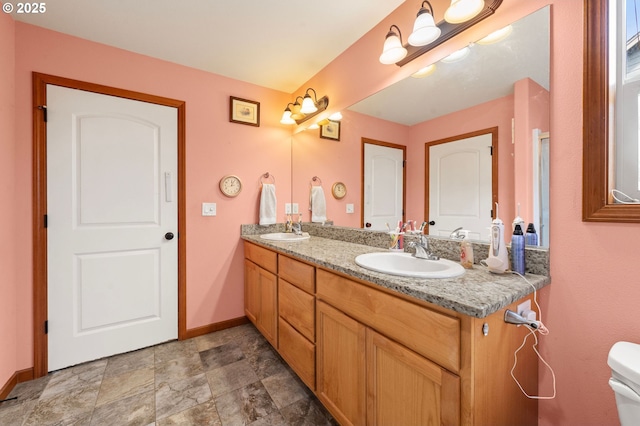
310,186,327,223
259,184,277,225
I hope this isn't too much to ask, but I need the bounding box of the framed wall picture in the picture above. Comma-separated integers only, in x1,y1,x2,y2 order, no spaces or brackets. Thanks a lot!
320,120,340,141
229,96,260,126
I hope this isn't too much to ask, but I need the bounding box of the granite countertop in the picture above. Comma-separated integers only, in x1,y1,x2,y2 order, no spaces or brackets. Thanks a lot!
241,233,550,319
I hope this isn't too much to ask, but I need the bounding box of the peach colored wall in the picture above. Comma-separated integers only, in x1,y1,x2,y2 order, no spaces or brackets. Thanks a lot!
407,95,516,226
0,9,17,389
12,23,293,371
299,0,635,424
292,110,409,227
514,78,550,225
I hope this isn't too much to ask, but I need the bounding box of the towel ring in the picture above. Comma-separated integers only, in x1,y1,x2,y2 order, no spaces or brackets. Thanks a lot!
260,172,275,184
311,176,322,186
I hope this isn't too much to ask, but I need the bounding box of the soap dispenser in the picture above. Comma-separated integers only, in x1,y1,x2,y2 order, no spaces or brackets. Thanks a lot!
486,203,509,274
460,230,474,269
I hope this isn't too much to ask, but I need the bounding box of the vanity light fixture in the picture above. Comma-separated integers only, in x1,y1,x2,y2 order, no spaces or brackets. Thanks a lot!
441,45,471,62
379,0,502,67
476,25,512,45
280,88,330,125
411,63,436,78
379,25,408,64
444,0,485,24
408,1,441,47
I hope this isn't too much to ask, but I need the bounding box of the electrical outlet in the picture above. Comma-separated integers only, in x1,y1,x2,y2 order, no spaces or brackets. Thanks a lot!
285,203,292,214
202,203,216,216
517,299,531,316
346,203,354,214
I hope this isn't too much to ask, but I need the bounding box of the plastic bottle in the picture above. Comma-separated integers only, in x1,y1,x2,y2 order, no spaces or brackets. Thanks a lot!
525,223,538,246
511,224,526,275
459,230,474,269
512,203,525,232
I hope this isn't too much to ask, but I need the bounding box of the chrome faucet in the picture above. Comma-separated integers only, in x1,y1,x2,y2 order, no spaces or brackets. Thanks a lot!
292,222,303,235
408,235,439,260
450,227,465,239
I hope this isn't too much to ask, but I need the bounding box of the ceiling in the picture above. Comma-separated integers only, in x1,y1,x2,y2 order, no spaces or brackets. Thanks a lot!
11,0,404,93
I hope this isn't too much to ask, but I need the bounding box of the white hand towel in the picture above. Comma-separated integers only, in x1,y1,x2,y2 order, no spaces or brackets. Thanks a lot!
259,184,277,225
310,186,327,223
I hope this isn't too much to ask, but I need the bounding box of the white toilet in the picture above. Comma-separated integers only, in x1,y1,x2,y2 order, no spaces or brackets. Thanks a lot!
608,341,640,425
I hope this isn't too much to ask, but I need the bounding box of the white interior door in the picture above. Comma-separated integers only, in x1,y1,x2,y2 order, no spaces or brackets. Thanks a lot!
363,143,404,231
428,134,492,241
47,85,178,371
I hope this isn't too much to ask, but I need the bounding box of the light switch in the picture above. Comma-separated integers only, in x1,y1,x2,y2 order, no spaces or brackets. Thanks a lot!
202,203,216,216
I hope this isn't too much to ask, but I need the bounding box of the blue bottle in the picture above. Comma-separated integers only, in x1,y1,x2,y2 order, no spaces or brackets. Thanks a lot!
525,223,538,246
511,224,526,275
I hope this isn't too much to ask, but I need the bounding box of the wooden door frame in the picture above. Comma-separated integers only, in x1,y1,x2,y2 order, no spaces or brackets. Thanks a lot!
32,72,187,377
424,127,499,233
360,138,407,228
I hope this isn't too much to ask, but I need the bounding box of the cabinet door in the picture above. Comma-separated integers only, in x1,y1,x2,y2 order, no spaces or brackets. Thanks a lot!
366,329,460,426
244,259,278,347
317,301,366,426
258,266,278,347
244,259,260,325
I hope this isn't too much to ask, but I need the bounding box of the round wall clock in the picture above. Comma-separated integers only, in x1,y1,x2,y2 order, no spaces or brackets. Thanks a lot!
219,175,242,197
332,182,347,199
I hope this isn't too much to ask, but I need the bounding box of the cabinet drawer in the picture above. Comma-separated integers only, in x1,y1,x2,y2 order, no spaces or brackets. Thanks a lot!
279,279,315,342
316,269,461,373
279,255,315,294
278,318,315,391
244,242,277,274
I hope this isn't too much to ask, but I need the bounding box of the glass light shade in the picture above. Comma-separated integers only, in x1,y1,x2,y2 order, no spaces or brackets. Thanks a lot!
280,109,295,125
476,25,512,45
307,123,320,130
441,46,470,62
379,33,407,65
444,0,484,24
290,103,304,120
329,112,343,121
300,95,317,114
408,11,441,46
411,64,436,78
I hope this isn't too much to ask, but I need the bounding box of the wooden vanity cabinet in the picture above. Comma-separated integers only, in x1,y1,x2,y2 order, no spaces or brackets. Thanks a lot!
244,243,278,347
244,242,538,425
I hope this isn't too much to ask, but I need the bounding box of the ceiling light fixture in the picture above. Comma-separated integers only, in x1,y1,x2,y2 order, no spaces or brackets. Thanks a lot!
411,64,437,78
444,0,485,24
280,88,330,125
379,0,502,67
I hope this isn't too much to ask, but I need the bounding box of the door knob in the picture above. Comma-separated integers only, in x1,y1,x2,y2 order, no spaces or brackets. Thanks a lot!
365,222,372,228
429,221,436,226
165,232,175,240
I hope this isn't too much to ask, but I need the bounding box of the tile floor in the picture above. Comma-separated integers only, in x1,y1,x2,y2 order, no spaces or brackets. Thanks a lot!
0,323,336,425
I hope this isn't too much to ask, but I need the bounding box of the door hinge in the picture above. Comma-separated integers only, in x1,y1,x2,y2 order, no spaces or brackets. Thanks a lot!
403,160,406,168
491,209,494,218
44,320,48,334
38,105,47,122
44,214,48,228
489,146,493,155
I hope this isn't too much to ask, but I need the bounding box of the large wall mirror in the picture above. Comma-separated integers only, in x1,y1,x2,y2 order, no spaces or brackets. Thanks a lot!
292,6,550,247
583,0,640,222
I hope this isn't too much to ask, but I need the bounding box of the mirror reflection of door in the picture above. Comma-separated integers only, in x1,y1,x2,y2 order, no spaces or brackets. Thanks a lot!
426,128,498,241
362,138,406,230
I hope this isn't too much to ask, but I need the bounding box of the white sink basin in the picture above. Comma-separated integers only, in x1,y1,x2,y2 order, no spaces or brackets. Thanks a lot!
260,232,310,242
355,252,465,279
